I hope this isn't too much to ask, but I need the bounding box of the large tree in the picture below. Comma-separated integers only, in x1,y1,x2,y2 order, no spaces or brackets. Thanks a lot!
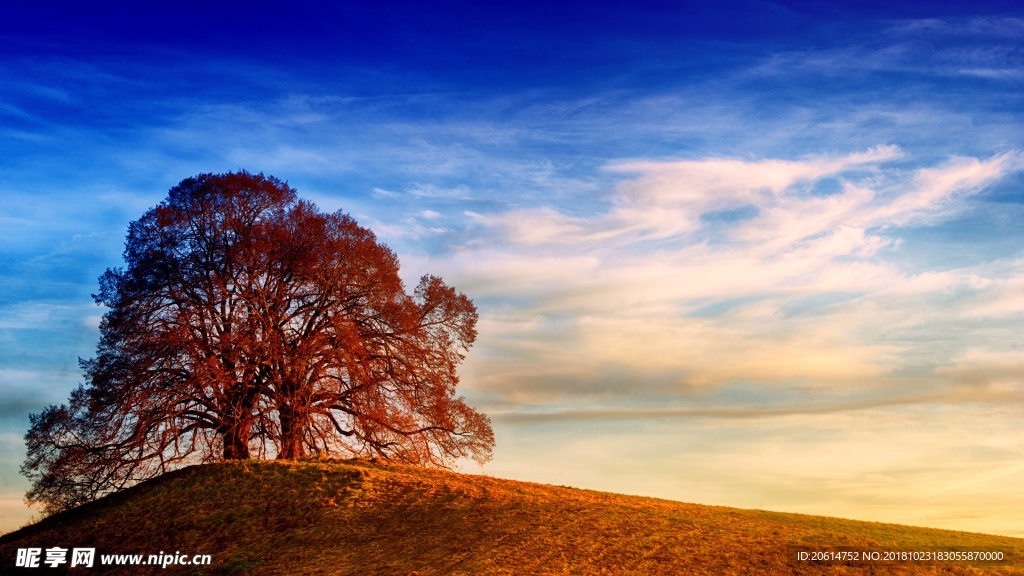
23,171,493,515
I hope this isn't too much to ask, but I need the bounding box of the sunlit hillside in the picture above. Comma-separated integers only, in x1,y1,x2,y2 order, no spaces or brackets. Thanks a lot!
1,459,1021,575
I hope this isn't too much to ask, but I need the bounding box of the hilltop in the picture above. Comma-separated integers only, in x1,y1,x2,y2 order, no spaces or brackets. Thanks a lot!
1,459,1021,575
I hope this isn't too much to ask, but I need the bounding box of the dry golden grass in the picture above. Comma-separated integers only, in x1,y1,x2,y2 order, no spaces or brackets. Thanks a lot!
1,459,1021,575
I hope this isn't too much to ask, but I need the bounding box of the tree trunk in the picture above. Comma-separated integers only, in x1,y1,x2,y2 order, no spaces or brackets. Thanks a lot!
277,402,307,460
222,421,251,460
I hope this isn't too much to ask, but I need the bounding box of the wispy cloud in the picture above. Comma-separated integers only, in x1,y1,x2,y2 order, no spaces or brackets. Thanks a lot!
429,148,1023,415
745,16,1024,82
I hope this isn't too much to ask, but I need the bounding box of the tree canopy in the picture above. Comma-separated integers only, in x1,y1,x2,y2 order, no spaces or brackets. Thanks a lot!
23,171,493,515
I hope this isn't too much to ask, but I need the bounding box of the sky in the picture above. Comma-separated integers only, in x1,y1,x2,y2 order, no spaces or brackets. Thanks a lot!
1,0,1022,536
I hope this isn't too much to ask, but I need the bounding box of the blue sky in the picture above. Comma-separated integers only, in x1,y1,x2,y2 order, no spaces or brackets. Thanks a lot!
2,1,1023,535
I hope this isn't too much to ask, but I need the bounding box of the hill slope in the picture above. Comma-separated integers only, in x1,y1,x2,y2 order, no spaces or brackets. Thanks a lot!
1,459,1021,575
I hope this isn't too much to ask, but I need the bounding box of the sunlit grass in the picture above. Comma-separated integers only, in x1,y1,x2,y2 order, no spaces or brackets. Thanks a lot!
1,459,1021,574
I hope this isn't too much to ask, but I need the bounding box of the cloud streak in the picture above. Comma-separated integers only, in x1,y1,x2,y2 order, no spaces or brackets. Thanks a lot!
430,148,1024,415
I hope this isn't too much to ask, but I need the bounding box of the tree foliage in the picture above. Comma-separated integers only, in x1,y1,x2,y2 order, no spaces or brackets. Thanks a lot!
23,171,493,515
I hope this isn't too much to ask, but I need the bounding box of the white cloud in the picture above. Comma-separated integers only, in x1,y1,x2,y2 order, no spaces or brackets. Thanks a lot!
0,302,98,330
428,148,1024,410
876,151,1024,226
371,187,400,199
465,208,589,246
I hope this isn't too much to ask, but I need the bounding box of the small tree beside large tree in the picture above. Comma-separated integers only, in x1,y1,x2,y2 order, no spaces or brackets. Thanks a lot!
22,171,493,515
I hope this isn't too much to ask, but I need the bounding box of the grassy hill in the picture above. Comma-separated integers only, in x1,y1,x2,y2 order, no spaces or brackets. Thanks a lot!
1,459,1021,575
